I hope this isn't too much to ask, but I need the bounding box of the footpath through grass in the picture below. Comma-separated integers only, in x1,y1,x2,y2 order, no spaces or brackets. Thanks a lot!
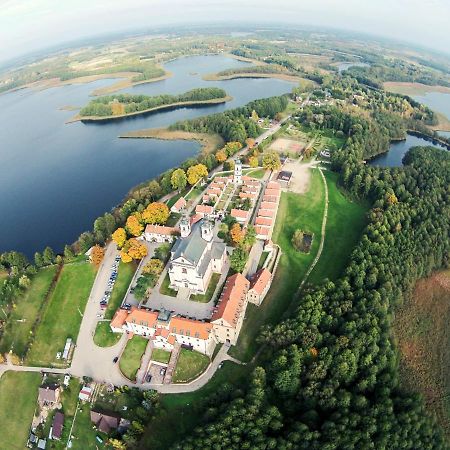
119,336,148,381
94,321,122,347
173,348,210,383
26,262,96,367
230,169,325,361
0,371,41,450
0,266,57,357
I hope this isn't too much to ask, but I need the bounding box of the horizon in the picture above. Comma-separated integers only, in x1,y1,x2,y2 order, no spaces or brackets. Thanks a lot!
1,0,450,65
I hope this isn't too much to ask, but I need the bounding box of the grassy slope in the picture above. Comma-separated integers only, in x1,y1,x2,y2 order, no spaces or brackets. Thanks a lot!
94,321,122,347
26,262,96,366
152,348,172,364
104,261,136,320
172,349,210,383
0,266,57,357
0,372,41,450
119,336,148,381
393,270,450,439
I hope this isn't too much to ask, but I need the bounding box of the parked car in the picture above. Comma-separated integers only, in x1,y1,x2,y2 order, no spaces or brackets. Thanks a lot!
146,374,152,383
113,357,118,363
160,367,166,376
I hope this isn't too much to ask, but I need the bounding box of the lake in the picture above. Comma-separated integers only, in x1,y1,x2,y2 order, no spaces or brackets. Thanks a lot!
0,55,295,257
369,134,448,167
413,91,450,123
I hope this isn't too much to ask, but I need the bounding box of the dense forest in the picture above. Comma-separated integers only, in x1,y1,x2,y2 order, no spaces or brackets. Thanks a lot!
79,87,227,117
170,95,288,142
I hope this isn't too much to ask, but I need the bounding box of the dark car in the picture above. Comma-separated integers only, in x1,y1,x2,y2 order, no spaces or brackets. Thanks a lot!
146,374,152,383
113,356,118,363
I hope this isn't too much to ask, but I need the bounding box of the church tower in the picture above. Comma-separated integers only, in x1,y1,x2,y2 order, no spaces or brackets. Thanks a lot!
201,217,214,242
234,159,242,184
180,215,191,238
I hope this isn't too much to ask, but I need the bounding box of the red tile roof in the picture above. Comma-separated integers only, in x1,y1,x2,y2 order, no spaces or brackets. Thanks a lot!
255,226,270,236
171,197,186,211
126,307,158,328
211,273,249,326
267,181,281,190
264,188,280,197
260,202,276,210
195,204,214,215
231,209,249,219
145,224,177,236
263,195,278,203
110,309,128,329
170,317,212,340
249,268,272,295
255,216,272,226
258,209,275,218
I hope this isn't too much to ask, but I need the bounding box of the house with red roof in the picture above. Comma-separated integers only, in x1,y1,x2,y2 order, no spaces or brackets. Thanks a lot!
170,196,186,213
247,268,272,305
230,208,249,224
195,204,214,217
144,224,178,243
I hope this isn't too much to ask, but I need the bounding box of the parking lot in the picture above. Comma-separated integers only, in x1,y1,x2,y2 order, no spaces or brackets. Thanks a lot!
99,255,122,314
146,362,167,384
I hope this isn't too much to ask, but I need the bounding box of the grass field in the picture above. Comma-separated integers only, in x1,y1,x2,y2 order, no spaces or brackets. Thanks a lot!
309,171,368,283
151,348,171,364
104,261,136,320
0,266,57,357
159,273,177,297
246,168,266,179
70,402,106,449
394,270,450,439
26,262,96,366
119,336,148,380
141,360,248,449
173,349,210,383
190,273,220,303
0,371,41,450
93,321,122,347
230,169,325,361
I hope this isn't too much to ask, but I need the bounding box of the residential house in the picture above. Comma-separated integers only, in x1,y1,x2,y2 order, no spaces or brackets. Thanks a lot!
168,218,226,294
38,384,61,408
90,409,121,434
125,308,158,336
51,411,64,440
277,170,292,187
110,309,129,333
195,204,214,218
170,197,186,213
247,268,272,306
211,273,250,345
230,208,249,224
144,224,178,243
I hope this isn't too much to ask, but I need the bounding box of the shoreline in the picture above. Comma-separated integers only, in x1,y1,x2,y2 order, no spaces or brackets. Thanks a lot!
118,128,224,155
202,72,303,83
67,96,233,123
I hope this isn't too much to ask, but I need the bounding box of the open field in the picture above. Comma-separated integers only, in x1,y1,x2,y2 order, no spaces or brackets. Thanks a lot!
104,261,137,320
94,321,122,347
68,96,232,123
394,270,450,439
0,371,41,450
269,137,306,154
173,349,210,383
70,402,107,449
26,262,96,366
309,171,368,283
0,266,57,357
230,169,325,361
119,336,148,381
119,127,224,155
384,82,450,96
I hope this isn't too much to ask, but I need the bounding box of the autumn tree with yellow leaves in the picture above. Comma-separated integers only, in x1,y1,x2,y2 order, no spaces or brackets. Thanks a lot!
90,245,105,266
120,238,147,263
112,228,127,248
187,163,208,186
230,223,245,246
125,214,144,237
215,149,227,163
142,202,170,225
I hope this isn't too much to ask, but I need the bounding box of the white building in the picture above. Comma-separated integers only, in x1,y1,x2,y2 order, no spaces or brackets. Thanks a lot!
234,159,243,184
144,224,178,243
168,218,226,294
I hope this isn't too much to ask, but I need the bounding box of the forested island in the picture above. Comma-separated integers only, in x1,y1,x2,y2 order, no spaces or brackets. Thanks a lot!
74,87,230,121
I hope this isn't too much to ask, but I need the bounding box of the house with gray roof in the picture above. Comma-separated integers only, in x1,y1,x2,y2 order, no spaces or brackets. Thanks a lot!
168,217,226,294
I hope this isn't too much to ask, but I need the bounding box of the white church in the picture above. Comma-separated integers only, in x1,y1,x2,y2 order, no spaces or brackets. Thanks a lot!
168,216,227,294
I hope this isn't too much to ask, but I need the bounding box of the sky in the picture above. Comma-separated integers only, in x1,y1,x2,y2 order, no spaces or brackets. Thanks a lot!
1,0,450,63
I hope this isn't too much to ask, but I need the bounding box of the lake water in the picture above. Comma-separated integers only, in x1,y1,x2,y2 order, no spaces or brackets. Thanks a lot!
413,91,450,122
0,55,295,257
368,134,447,167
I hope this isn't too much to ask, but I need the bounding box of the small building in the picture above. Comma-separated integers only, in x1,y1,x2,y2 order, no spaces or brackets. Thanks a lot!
264,188,280,198
144,224,178,243
277,170,293,187
255,216,272,227
125,307,159,336
37,439,47,450
247,268,272,306
170,196,186,213
211,273,250,345
78,385,93,402
234,159,243,184
255,226,270,240
195,204,214,218
110,309,129,332
230,208,249,224
259,201,277,210
51,411,64,440
38,384,61,408
257,209,275,218
90,409,121,434
62,338,72,360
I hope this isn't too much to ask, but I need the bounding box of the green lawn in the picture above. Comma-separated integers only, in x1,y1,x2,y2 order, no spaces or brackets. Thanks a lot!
0,371,41,450
141,360,248,449
257,251,270,270
151,348,171,364
93,321,122,347
190,273,220,303
0,266,57,358
309,171,368,284
70,402,106,449
185,185,204,202
26,262,96,367
159,273,177,297
104,261,136,320
166,190,186,208
172,349,210,383
166,212,181,227
246,168,266,179
230,170,325,361
119,336,148,380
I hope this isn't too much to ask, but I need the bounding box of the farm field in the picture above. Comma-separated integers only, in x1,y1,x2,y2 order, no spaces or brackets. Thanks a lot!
25,262,96,367
0,372,41,450
394,270,450,439
0,266,57,358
